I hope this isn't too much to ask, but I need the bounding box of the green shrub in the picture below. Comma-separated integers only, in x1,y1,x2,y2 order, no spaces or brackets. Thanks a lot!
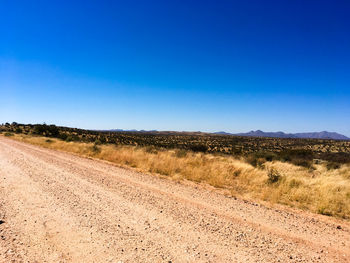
4,132,14,137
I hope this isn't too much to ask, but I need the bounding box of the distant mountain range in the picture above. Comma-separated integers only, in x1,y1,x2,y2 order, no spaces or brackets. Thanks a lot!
221,130,349,140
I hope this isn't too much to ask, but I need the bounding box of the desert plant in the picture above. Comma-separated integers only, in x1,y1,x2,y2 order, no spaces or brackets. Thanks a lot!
267,168,282,184
326,162,341,170
145,146,158,154
246,153,267,168
175,149,187,158
91,144,101,153
189,144,208,152
291,159,314,169
94,139,102,145
65,134,79,142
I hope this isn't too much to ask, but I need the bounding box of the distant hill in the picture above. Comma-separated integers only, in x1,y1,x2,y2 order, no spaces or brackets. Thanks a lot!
234,130,349,140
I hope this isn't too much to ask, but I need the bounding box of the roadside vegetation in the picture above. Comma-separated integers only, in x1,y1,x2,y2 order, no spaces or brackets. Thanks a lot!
1,123,350,219
2,122,350,160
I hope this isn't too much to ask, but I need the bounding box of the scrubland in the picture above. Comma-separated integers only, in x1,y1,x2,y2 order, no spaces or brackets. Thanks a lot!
4,132,350,220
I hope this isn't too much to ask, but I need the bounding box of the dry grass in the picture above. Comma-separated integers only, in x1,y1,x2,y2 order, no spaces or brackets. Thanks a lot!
6,133,350,219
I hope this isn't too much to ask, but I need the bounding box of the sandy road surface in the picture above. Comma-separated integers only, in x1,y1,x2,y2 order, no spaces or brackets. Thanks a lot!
0,136,349,262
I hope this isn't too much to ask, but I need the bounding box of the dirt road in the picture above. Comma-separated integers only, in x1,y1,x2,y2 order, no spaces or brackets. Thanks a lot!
0,136,349,262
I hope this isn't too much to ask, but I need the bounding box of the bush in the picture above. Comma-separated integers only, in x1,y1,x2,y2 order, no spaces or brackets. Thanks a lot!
267,168,281,184
65,134,79,142
246,152,275,168
48,125,59,137
32,124,60,137
289,178,302,188
291,159,314,169
175,149,187,158
232,147,242,155
33,124,46,135
145,146,158,154
276,149,315,168
278,149,313,161
98,136,107,144
4,132,14,137
189,144,208,152
65,135,74,142
326,162,341,170
58,133,68,140
91,144,101,153
94,139,102,145
317,205,332,216
246,155,265,168
319,152,350,164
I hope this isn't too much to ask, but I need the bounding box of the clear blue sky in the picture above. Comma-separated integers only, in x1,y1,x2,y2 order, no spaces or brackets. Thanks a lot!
1,1,350,136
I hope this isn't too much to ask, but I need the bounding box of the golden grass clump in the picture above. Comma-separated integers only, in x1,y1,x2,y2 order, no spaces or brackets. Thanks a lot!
7,133,350,219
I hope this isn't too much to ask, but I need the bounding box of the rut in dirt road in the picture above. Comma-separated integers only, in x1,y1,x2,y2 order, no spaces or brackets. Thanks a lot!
0,136,349,262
